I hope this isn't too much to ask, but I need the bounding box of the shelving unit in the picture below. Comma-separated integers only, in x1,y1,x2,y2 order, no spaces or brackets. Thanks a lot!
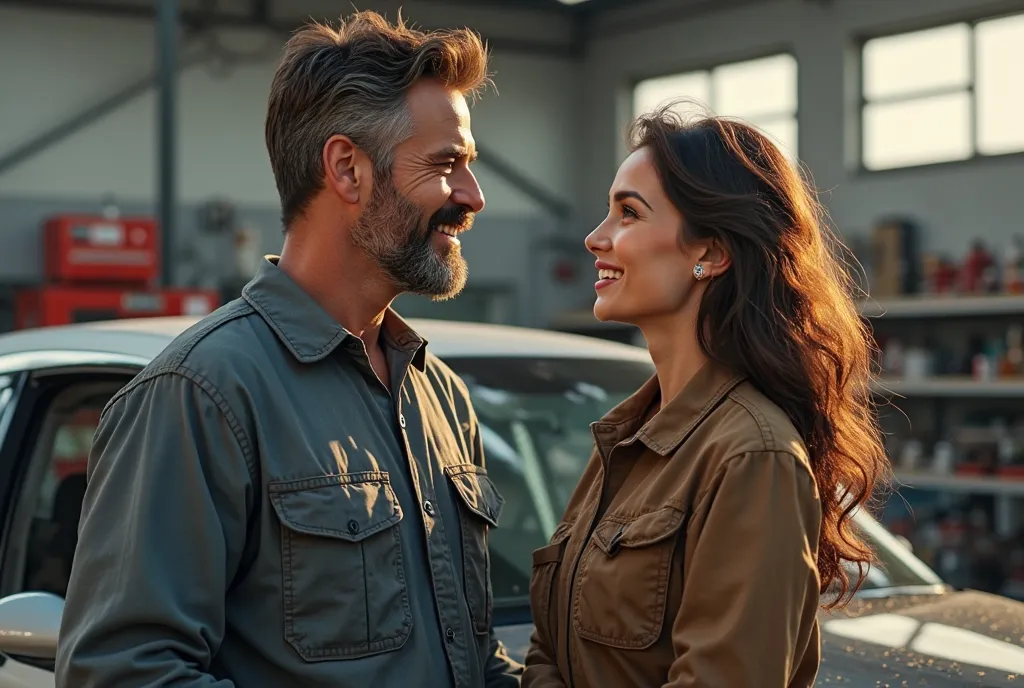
893,471,1024,497
874,376,1024,397
862,294,1024,319
867,292,1024,598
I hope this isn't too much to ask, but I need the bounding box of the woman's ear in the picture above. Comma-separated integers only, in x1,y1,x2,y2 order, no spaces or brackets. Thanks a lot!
696,240,732,280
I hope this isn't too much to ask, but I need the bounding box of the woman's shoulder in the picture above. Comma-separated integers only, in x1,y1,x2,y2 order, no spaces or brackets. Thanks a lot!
695,380,812,471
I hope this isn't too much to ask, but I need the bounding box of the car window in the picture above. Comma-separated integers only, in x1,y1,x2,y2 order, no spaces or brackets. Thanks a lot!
0,375,15,416
446,356,655,604
446,355,943,605
19,384,119,599
848,508,943,591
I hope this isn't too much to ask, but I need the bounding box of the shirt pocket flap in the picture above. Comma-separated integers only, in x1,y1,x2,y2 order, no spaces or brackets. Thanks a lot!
593,506,686,555
444,464,504,528
269,472,401,544
532,521,574,566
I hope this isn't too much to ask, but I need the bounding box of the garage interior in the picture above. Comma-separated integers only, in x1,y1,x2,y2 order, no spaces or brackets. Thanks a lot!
3,0,1024,604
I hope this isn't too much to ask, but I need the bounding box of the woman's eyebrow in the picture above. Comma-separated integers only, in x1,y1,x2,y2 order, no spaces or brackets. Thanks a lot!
613,189,653,211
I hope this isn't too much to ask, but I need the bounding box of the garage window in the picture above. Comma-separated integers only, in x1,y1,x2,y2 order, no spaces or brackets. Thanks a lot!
861,12,1024,171
633,53,799,159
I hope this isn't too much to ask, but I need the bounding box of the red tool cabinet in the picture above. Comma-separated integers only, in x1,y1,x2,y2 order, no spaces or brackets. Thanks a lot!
14,286,219,330
43,214,160,286
14,212,220,330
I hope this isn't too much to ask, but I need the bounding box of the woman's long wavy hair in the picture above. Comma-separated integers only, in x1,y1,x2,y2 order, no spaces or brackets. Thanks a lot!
630,102,889,609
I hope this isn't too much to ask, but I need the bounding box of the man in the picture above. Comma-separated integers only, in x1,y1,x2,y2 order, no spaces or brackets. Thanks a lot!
56,11,522,687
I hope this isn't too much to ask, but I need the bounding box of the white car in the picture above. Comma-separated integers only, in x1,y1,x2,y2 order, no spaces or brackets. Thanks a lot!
0,316,1021,687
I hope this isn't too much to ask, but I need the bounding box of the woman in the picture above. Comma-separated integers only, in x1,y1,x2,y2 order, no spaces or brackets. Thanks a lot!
523,105,888,688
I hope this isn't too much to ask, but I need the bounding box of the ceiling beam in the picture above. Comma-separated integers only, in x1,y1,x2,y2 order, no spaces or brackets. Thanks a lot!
0,0,582,58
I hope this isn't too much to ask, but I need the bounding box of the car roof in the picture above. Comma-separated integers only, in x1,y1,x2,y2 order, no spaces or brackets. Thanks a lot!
0,315,652,366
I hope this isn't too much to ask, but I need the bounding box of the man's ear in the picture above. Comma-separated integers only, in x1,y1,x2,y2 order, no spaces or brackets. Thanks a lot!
322,134,371,206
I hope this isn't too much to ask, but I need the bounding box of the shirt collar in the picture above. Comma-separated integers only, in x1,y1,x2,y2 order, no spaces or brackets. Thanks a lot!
242,255,427,370
592,359,746,457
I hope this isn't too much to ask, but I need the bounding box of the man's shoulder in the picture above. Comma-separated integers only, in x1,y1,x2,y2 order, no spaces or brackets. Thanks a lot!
420,349,472,400
118,297,279,401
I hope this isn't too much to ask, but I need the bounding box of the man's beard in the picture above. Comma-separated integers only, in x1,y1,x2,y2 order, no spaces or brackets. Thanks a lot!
351,175,470,301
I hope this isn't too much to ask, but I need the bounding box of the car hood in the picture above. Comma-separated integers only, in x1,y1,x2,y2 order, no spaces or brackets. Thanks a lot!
819,589,1024,686
495,590,1024,686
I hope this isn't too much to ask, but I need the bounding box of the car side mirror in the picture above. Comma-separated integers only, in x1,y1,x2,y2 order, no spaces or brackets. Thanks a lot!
0,591,65,660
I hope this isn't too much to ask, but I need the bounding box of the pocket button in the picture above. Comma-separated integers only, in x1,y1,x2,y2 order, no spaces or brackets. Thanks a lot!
347,519,360,534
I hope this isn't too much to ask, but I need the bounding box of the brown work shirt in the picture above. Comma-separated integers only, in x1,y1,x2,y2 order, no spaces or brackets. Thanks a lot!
523,361,822,688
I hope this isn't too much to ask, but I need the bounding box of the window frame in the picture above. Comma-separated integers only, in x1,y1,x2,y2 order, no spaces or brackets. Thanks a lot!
628,48,800,157
856,10,1024,173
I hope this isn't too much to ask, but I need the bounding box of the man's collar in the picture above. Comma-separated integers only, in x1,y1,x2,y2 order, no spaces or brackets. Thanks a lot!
242,256,427,369
592,359,745,457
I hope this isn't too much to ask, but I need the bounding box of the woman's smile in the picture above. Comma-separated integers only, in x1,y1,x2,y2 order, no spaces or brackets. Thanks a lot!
595,260,624,291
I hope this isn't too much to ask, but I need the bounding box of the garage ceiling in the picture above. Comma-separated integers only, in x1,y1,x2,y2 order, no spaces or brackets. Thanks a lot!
0,0,773,58
0,0,643,21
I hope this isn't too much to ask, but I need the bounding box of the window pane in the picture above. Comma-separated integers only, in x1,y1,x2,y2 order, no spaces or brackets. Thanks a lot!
713,54,797,118
863,92,972,170
977,13,1024,155
633,71,711,117
747,115,799,160
863,24,970,100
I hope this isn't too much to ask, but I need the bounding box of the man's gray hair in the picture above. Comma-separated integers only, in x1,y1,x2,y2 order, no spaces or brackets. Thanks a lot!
265,11,491,228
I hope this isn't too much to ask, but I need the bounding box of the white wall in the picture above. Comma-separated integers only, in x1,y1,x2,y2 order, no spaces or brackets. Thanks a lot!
579,0,1024,261
0,2,581,324
0,2,578,215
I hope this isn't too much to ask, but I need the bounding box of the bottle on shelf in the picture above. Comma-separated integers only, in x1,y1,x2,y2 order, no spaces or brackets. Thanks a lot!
962,239,997,294
1004,235,1024,294
1002,324,1024,377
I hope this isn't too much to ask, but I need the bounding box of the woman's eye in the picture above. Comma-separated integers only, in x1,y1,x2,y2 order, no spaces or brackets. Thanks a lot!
621,205,639,220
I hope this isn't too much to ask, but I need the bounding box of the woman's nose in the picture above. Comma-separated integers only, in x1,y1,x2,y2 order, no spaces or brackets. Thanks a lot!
585,223,613,254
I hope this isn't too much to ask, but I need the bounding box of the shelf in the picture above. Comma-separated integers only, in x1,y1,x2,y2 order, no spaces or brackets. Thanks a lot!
874,376,1024,397
892,471,1024,497
861,294,1024,319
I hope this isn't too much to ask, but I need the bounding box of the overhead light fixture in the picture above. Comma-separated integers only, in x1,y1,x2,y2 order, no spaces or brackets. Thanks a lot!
555,0,592,4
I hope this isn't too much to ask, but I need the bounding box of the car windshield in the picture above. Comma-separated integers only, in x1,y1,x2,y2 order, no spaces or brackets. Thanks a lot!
445,355,943,608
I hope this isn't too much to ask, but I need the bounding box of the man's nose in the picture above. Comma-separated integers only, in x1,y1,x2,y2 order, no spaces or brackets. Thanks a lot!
451,169,485,214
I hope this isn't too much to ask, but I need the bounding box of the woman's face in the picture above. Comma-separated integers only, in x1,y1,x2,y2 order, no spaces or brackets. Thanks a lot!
585,147,706,327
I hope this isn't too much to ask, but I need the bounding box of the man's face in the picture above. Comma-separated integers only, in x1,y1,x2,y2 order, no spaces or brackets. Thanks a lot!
352,79,485,301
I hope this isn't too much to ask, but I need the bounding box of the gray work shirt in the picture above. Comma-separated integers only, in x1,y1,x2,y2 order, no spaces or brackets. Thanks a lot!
55,257,522,688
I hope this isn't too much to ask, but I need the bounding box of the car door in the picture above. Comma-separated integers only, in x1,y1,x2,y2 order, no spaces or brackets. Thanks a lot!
0,355,140,687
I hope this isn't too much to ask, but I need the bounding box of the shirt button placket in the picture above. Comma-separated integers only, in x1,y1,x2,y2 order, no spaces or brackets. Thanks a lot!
396,394,469,686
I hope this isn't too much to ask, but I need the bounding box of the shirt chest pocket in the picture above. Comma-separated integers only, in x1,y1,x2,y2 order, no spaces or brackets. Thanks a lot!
269,472,412,662
444,464,504,635
572,506,687,649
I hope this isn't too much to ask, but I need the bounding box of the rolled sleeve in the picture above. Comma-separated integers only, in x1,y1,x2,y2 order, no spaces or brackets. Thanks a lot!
665,451,822,688
55,370,255,688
